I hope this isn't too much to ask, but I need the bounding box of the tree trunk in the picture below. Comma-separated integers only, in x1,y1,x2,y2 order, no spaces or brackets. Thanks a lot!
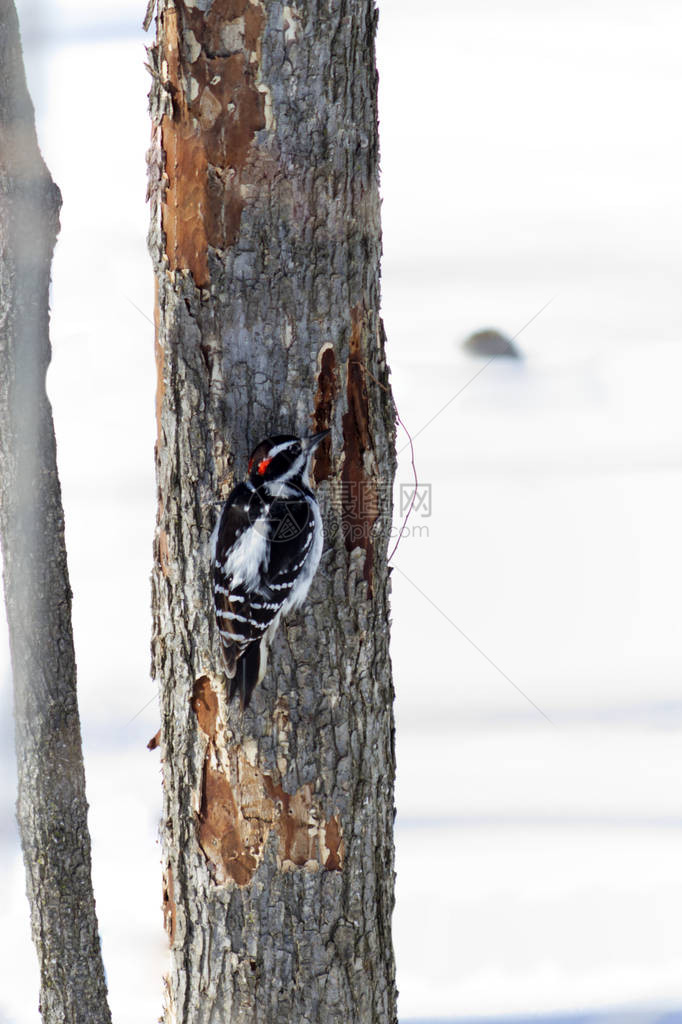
146,0,397,1020
0,4,112,1023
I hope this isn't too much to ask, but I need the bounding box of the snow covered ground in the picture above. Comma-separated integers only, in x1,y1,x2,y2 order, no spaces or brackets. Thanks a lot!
1,1,681,1021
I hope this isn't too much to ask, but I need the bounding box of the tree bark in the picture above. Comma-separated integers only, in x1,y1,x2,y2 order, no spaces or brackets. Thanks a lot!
0,4,112,1022
147,1,397,1021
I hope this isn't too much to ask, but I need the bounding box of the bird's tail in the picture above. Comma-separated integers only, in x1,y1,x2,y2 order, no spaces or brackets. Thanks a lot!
229,642,261,710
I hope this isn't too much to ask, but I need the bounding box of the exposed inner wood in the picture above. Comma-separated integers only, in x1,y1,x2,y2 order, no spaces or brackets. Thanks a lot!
147,729,161,751
341,303,378,590
193,682,344,886
191,675,219,738
313,346,339,483
160,0,267,285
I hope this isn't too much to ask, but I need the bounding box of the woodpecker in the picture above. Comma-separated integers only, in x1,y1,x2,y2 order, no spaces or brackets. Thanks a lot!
211,431,330,709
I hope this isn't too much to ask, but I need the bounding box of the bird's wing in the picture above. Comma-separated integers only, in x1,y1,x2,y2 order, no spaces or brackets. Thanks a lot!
212,490,316,683
212,484,270,674
260,496,315,600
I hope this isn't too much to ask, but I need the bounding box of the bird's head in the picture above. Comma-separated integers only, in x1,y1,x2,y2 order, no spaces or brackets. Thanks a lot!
247,431,330,487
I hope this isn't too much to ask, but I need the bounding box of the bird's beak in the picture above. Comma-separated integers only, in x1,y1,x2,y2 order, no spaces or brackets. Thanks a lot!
302,429,331,452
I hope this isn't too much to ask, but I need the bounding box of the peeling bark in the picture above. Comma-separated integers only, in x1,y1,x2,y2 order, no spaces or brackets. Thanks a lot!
0,3,111,1022
148,1,397,1021
160,0,269,284
192,682,345,887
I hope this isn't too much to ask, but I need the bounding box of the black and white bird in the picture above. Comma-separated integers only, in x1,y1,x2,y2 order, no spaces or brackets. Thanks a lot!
211,431,329,709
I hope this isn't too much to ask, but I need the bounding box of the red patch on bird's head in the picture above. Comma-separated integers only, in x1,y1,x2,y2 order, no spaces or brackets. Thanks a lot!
257,457,272,475
248,456,254,472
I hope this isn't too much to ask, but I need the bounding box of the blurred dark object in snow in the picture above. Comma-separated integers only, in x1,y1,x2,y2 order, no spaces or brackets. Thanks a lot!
463,328,522,359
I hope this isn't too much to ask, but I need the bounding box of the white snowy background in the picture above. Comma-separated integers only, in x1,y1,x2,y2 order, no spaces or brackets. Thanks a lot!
1,1,682,1021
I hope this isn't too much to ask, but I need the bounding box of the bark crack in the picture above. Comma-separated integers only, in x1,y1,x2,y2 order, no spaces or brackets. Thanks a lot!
341,303,378,592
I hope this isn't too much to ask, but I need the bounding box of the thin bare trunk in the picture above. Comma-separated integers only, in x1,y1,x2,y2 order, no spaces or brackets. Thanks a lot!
0,4,111,1021
147,0,397,1020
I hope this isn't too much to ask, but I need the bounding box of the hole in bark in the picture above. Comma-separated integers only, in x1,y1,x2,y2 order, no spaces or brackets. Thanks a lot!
162,865,177,946
191,676,218,737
